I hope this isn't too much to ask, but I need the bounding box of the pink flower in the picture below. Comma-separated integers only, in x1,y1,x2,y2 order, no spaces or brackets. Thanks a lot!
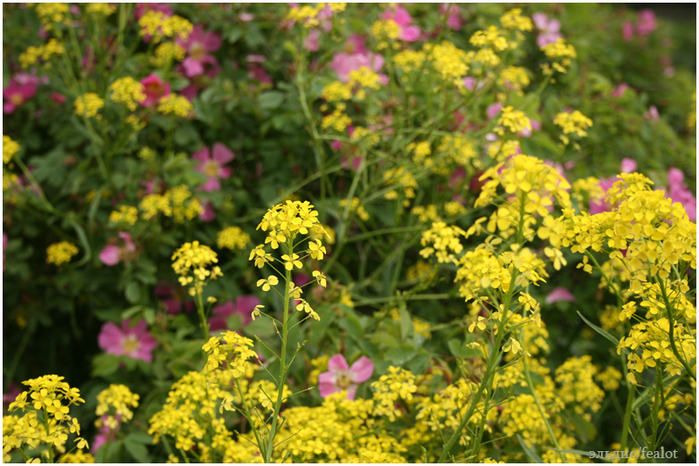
154,284,194,314
486,102,503,120
439,4,463,30
622,21,634,42
318,354,374,400
177,26,222,78
192,143,235,192
519,119,541,138
239,12,254,22
644,106,659,121
611,83,630,98
665,168,697,221
304,29,321,51
330,51,385,82
380,5,421,42
589,177,619,214
532,13,562,48
636,9,657,36
545,287,576,304
99,233,137,266
134,3,173,19
247,55,273,86
97,319,158,362
3,80,37,114
3,382,21,411
140,74,171,107
208,295,261,331
51,92,66,104
199,199,216,222
92,415,119,453
621,158,637,173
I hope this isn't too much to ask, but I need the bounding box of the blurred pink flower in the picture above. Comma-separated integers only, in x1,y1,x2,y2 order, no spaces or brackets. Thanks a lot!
247,55,273,85
51,92,66,104
486,102,503,120
140,74,171,107
192,143,235,192
178,26,222,78
92,414,119,453
439,4,463,30
3,80,37,114
611,83,630,98
99,233,137,266
98,319,158,362
304,29,321,51
532,13,562,47
239,12,254,22
621,158,637,173
330,51,385,82
519,119,541,138
636,9,657,36
380,5,420,41
622,21,634,41
589,177,619,214
134,3,172,19
644,106,659,121
154,284,194,314
3,382,21,411
545,287,576,304
208,295,261,331
199,199,216,222
319,354,374,400
665,168,697,221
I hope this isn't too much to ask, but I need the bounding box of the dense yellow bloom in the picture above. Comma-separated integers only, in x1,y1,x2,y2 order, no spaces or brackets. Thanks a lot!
371,19,401,42
256,200,326,249
85,3,116,16
419,221,466,264
286,5,323,28
499,66,530,93
109,77,146,111
372,367,418,421
157,93,193,118
3,135,20,164
139,185,202,222
74,93,104,118
348,66,382,90
109,205,139,226
321,81,352,102
470,26,508,52
151,42,186,67
171,241,223,296
496,106,531,135
553,110,593,142
217,226,251,251
34,3,70,27
394,49,426,73
46,241,79,265
340,197,370,221
500,8,533,31
383,166,418,200
541,38,577,73
423,41,470,85
138,11,193,42
95,384,139,430
322,107,352,132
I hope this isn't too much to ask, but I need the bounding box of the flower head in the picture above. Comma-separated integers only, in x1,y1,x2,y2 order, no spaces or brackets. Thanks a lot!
379,5,421,41
192,143,235,192
318,354,374,400
177,25,221,78
47,241,79,266
99,232,137,266
208,295,261,331
97,319,158,362
3,79,37,114
139,73,171,107
532,12,562,47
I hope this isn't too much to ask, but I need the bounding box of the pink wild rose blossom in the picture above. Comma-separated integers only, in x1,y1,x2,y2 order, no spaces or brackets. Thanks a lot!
318,354,374,400
621,158,637,173
545,287,576,304
99,232,137,266
177,26,222,78
664,168,697,221
192,143,235,192
532,13,563,48
140,74,171,107
636,9,657,36
208,295,261,331
380,5,420,42
3,80,37,114
97,319,158,362
439,4,463,30
622,21,634,42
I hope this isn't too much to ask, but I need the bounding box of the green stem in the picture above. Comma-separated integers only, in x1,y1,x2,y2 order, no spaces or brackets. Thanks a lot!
621,383,636,451
656,277,696,381
195,286,209,340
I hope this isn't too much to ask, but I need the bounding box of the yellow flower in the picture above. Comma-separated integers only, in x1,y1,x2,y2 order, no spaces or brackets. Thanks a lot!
496,106,531,135
257,275,279,291
157,94,193,118
3,135,20,164
74,93,104,118
217,226,251,251
109,77,146,111
553,110,593,138
171,241,222,296
46,241,79,265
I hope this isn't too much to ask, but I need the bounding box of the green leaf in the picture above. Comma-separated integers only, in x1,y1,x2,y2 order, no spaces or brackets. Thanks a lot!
122,305,144,320
124,435,149,462
125,281,141,304
92,354,120,377
447,339,481,359
339,314,363,340
518,434,543,463
258,91,285,110
399,306,413,343
385,345,418,365
576,311,623,350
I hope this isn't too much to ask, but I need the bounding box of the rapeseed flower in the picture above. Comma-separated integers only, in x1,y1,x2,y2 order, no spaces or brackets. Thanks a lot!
46,241,79,265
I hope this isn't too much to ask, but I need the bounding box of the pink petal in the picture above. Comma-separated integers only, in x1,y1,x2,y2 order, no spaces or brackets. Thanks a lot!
349,356,374,383
667,168,684,186
203,31,222,52
199,200,216,222
345,385,359,400
218,166,232,179
212,143,235,164
327,354,349,372
163,298,182,314
545,287,576,304
182,57,205,78
208,316,228,332
99,246,120,266
236,295,261,314
98,322,125,353
532,12,548,30
118,232,136,252
400,25,421,42
213,301,236,317
126,319,148,337
621,158,637,173
199,177,221,193
191,147,211,164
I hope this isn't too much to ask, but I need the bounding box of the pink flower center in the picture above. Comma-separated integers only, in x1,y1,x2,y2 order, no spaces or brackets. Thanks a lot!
122,335,140,354
145,82,164,97
203,161,219,178
190,42,206,61
10,94,23,105
336,371,353,389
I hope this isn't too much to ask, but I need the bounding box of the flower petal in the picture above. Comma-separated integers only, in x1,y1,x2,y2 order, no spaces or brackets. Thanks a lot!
212,143,235,164
327,354,349,372
191,147,211,164
349,356,374,383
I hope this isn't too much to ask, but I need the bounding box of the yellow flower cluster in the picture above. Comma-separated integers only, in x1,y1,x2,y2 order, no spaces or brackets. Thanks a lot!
109,205,139,226
437,134,479,173
393,49,426,73
419,221,466,264
217,226,251,251
321,81,353,102
151,42,186,67
470,26,508,52
139,185,202,223
171,241,223,295
74,93,104,118
156,93,193,118
95,384,140,430
138,10,193,42
85,3,116,16
370,19,401,44
372,367,418,421
202,330,257,379
19,39,65,68
46,241,79,265
348,66,382,90
109,77,146,111
499,8,533,31
4,375,88,462
383,166,418,202
499,66,530,93
3,135,20,164
423,41,470,85
340,197,370,221
34,3,70,28
553,110,593,144
496,106,531,135
286,3,345,28
541,38,577,73
411,204,440,223
321,105,352,132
